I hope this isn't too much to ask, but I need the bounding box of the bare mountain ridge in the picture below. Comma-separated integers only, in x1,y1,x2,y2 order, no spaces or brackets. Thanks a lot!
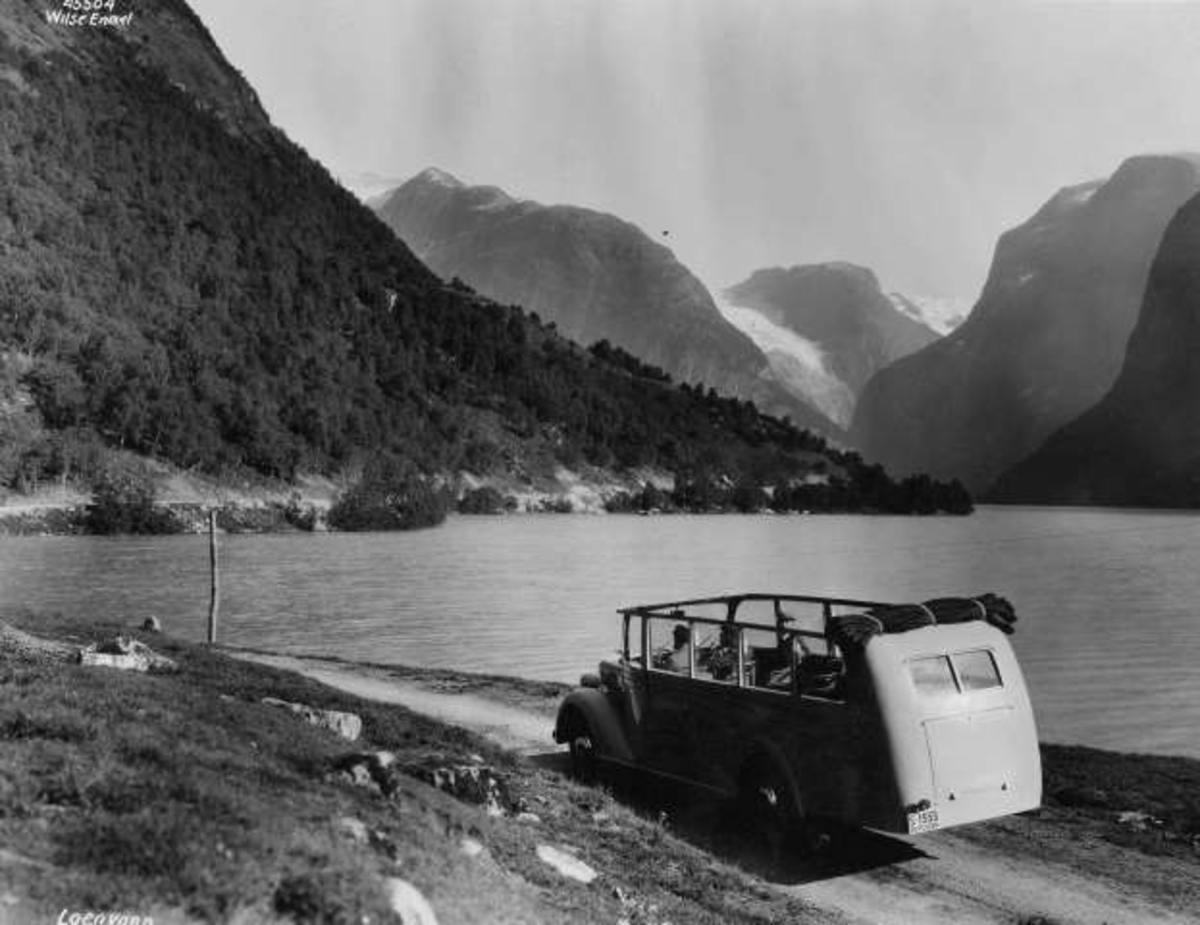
991,185,1200,505
849,154,1200,493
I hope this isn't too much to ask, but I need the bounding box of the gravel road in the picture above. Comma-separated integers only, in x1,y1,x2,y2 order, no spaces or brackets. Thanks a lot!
230,650,1200,925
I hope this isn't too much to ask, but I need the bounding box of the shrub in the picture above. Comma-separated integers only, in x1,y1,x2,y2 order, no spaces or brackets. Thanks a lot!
327,457,447,531
603,491,635,513
729,480,769,513
604,483,669,513
282,492,320,531
456,486,512,515
81,472,182,535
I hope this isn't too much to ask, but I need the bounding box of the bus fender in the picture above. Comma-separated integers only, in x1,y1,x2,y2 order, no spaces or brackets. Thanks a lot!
553,689,634,764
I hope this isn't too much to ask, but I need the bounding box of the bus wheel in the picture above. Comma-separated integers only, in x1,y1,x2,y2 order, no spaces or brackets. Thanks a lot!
800,815,845,856
738,762,800,867
567,716,597,784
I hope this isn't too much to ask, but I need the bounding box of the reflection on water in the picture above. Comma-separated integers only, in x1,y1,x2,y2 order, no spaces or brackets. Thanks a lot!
2,507,1199,758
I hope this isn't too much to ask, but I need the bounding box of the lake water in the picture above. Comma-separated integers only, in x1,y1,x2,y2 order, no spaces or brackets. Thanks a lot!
2,507,1199,759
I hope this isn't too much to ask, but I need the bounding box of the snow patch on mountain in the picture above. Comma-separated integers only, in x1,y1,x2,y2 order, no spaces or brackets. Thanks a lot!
886,293,970,336
1062,183,1099,206
714,295,855,427
338,171,410,204
417,166,464,188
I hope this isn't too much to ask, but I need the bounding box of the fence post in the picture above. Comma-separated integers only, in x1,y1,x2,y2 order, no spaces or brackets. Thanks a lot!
208,510,219,644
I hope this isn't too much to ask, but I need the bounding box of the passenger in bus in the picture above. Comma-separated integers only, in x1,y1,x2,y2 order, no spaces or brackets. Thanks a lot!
663,623,690,673
707,624,738,680
765,635,806,689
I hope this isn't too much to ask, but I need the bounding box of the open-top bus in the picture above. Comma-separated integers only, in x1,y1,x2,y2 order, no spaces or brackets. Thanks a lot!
553,593,1040,845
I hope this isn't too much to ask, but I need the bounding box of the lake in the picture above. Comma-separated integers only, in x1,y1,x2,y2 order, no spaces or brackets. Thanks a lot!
2,506,1198,759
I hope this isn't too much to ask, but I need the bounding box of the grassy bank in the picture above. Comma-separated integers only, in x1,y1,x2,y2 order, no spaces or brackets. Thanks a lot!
3,613,1198,924
0,611,827,925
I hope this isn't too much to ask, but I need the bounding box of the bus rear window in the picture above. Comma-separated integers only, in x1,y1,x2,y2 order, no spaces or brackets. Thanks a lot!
909,656,957,697
953,649,1002,691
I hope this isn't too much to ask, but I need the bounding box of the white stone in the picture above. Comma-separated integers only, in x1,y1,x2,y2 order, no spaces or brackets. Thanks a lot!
460,837,484,858
335,817,369,843
386,878,439,925
536,844,598,884
79,651,149,672
78,636,176,673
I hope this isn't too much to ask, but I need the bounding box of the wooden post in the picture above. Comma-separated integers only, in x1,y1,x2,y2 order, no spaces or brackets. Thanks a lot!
208,510,219,644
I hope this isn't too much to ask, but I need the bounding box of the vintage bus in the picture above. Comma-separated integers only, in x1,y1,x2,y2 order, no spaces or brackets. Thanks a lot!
553,593,1041,844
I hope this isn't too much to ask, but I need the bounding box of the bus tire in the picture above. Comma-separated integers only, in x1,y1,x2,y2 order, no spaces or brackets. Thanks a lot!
566,712,598,784
737,760,801,865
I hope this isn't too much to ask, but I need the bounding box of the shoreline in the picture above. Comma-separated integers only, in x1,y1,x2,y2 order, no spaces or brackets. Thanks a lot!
0,457,974,536
0,501,975,537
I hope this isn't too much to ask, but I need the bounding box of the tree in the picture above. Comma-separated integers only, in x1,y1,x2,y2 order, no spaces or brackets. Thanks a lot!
82,471,181,535
327,456,447,531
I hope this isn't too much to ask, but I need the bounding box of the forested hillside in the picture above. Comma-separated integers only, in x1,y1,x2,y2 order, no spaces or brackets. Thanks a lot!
0,0,969,515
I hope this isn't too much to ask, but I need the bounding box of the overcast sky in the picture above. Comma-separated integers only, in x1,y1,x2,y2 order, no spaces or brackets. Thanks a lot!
190,0,1200,302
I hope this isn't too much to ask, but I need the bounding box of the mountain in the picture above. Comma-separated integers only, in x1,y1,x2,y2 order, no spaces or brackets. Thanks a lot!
374,169,840,436
990,189,1200,505
717,263,940,427
849,154,1200,493
0,0,973,514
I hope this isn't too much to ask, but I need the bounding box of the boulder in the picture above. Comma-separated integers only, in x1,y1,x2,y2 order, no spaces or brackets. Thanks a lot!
1116,810,1163,832
330,751,400,796
79,636,177,673
403,762,519,817
261,697,362,741
334,816,369,844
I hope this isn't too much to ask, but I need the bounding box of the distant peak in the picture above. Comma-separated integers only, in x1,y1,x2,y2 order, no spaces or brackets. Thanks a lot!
1118,151,1200,171
806,261,878,284
807,259,871,275
414,167,464,188
1099,152,1200,196
774,262,881,293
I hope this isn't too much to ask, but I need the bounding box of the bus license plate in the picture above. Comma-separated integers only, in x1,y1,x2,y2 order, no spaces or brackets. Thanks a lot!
907,808,940,834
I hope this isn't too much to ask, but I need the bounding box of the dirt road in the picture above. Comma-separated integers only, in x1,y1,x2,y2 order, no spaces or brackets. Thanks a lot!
235,651,554,754
230,651,1199,925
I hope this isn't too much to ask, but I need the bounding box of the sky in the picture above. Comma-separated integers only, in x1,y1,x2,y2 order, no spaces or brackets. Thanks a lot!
189,0,1200,302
